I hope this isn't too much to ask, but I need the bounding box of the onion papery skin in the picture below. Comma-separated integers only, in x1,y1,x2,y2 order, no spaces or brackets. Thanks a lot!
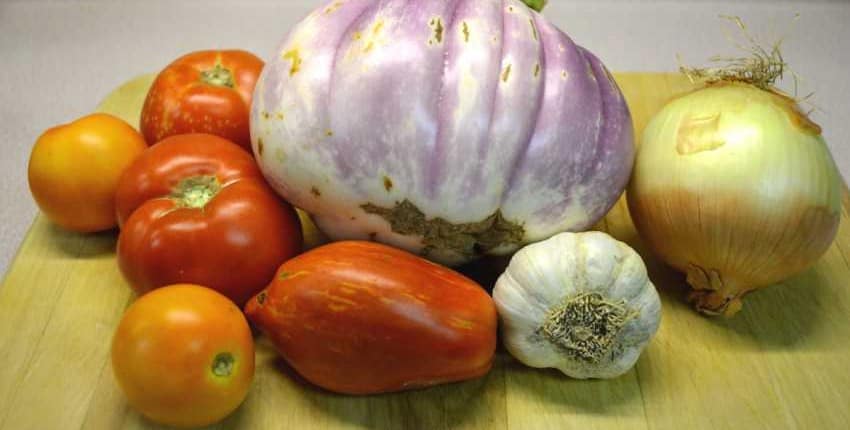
251,0,634,266
628,83,841,316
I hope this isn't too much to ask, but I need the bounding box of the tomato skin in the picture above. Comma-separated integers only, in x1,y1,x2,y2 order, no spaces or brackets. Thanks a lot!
116,134,302,306
112,284,255,428
140,50,263,149
114,133,262,226
27,113,147,232
245,241,498,395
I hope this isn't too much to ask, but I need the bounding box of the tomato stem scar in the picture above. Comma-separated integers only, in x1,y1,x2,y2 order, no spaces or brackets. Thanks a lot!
171,175,221,209
212,352,235,377
200,63,235,88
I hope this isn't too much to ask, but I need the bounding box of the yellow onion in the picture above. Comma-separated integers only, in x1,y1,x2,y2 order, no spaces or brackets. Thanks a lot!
628,82,841,316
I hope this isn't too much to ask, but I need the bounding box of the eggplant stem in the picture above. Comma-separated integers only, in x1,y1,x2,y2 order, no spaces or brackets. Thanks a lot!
521,0,547,12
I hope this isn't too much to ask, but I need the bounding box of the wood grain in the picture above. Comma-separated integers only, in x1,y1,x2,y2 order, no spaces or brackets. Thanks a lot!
1,73,848,430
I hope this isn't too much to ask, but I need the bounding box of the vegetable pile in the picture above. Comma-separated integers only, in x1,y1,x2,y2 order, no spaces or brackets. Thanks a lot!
22,1,842,428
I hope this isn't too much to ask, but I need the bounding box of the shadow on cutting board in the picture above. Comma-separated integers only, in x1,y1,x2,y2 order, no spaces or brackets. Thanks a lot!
44,220,117,259
504,356,642,413
639,242,831,351
708,268,833,351
255,334,503,429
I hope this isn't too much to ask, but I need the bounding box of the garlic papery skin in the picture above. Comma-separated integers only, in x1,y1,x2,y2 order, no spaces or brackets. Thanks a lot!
493,231,661,379
627,83,841,317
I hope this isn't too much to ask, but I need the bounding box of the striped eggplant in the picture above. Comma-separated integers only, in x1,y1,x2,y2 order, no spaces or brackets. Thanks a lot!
251,0,633,266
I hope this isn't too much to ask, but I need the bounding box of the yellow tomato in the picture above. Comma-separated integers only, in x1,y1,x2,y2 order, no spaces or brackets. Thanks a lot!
111,284,255,428
28,113,147,232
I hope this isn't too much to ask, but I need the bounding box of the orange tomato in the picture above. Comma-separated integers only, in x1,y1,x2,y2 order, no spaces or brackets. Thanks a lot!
111,284,254,428
140,50,263,149
27,113,147,232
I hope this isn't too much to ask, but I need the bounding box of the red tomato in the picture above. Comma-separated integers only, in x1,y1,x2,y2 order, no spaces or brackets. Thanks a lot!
115,134,302,306
28,113,147,232
245,241,498,394
140,50,263,149
112,284,254,428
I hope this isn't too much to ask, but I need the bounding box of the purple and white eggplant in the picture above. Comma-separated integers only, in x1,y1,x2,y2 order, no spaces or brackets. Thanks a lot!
251,0,633,265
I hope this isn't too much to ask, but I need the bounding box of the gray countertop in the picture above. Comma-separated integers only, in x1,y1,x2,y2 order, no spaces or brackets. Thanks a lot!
2,0,848,276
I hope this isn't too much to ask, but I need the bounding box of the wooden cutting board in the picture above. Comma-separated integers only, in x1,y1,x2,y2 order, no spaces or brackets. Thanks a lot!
1,73,848,430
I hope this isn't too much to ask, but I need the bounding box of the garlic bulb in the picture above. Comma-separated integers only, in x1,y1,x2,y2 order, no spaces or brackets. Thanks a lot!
493,231,661,379
628,83,841,316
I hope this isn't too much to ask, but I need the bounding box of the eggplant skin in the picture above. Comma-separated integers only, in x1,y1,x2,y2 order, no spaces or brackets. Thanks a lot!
252,0,634,265
244,241,498,395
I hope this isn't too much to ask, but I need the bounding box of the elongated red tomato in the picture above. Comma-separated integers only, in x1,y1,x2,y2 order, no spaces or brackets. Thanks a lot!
245,241,498,395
